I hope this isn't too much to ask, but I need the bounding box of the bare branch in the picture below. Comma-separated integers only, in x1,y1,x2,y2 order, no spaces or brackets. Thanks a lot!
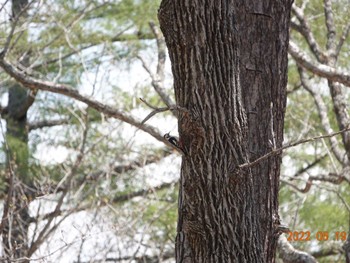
282,172,347,193
137,55,174,109
278,235,318,263
36,180,178,223
297,66,346,163
149,21,166,83
289,41,350,87
290,153,328,179
311,244,343,258
137,22,174,109
140,97,189,124
111,180,177,204
140,98,171,124
336,21,350,57
0,0,10,14
321,1,350,160
0,0,34,58
239,126,350,169
0,57,169,145
28,118,70,131
1,225,92,262
31,29,152,71
85,150,172,182
281,178,312,193
291,5,326,62
28,115,89,256
328,81,350,160
323,0,337,55
76,249,175,263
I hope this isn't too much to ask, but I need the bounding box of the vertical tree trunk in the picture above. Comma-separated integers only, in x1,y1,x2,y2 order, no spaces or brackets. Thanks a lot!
2,0,34,261
158,0,292,262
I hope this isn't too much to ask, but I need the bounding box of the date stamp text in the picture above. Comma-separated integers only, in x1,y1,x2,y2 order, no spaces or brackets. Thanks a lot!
287,231,347,241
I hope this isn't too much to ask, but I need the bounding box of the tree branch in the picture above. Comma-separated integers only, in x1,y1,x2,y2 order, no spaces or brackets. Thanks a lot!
31,30,154,71
239,126,350,169
291,5,326,62
28,118,70,131
28,115,90,256
140,98,172,124
79,249,174,263
85,150,172,181
311,244,343,258
289,41,350,87
281,178,312,193
297,66,346,163
336,21,350,57
323,0,337,55
282,171,347,193
137,55,174,109
36,180,178,223
137,22,174,109
111,180,177,204
0,57,170,146
278,235,318,263
150,22,166,84
328,81,350,161
290,153,328,179
0,0,34,59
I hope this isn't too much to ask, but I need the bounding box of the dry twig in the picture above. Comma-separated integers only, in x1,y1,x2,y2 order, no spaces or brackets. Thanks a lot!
240,126,350,169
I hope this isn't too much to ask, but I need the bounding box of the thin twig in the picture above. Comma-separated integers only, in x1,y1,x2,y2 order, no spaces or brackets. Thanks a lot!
140,98,187,124
136,22,174,108
297,65,345,163
336,20,350,57
291,5,326,62
282,172,346,193
239,126,350,169
281,178,312,193
140,98,170,124
290,153,328,179
0,0,34,58
28,112,89,256
0,0,10,13
334,191,350,213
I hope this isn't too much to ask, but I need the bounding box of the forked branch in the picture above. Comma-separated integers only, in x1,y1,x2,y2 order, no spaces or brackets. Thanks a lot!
140,97,187,124
289,41,350,87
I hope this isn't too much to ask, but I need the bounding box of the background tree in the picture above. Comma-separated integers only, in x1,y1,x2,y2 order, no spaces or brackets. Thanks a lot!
1,0,34,259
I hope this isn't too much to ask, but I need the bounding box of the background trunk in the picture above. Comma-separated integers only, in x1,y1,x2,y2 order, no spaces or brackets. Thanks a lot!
159,0,292,262
2,0,34,261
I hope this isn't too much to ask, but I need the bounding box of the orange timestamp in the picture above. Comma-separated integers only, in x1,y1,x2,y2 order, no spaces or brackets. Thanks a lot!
286,231,347,241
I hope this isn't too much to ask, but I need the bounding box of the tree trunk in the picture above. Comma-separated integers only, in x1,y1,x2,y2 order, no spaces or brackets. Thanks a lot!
2,0,34,261
158,0,292,262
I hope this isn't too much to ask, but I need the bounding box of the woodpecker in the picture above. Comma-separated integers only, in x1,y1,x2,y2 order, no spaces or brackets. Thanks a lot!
164,132,183,151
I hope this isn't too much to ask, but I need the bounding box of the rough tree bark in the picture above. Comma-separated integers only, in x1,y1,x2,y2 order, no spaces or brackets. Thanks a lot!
158,0,292,262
